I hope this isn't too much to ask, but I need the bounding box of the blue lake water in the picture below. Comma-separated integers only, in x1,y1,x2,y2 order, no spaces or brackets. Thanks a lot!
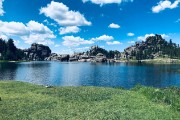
0,61,180,89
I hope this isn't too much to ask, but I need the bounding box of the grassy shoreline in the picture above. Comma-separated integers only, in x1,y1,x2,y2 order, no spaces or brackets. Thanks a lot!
0,81,179,120
115,58,180,64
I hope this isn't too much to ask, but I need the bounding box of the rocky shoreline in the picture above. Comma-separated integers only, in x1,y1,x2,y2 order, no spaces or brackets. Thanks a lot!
18,43,180,64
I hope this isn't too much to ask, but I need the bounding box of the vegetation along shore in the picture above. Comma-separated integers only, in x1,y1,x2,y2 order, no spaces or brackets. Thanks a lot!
1,34,180,63
0,81,179,120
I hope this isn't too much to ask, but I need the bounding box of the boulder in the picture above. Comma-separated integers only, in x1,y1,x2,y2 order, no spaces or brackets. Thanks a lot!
95,53,107,62
45,53,69,61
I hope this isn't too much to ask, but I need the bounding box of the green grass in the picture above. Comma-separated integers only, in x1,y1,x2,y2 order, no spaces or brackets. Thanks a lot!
0,81,179,120
141,58,180,64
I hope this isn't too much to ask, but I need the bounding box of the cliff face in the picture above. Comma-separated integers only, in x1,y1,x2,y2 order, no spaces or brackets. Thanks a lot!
24,43,51,60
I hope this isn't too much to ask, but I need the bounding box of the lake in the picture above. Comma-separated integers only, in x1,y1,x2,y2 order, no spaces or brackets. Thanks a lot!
0,61,180,89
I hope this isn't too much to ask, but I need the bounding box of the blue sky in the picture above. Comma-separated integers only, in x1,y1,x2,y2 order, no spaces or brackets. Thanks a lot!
0,0,180,54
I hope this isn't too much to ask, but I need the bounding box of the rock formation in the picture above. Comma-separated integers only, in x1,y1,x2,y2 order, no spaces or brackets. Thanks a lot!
45,53,69,61
94,53,107,62
123,34,167,59
24,43,51,60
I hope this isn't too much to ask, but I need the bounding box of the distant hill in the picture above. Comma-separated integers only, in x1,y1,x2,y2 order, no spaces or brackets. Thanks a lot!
124,34,180,60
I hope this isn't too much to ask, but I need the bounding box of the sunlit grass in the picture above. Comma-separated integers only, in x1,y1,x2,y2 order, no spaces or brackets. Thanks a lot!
0,81,179,120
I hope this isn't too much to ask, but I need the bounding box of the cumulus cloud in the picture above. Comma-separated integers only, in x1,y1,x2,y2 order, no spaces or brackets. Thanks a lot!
91,34,114,41
0,0,4,16
27,21,53,34
108,23,120,28
62,36,94,47
0,20,29,36
107,41,122,45
152,0,180,13
127,32,135,36
22,21,56,45
21,34,55,45
138,33,169,41
40,1,91,26
62,34,120,47
138,34,154,41
82,0,133,6
59,26,80,35
0,20,56,45
128,41,135,44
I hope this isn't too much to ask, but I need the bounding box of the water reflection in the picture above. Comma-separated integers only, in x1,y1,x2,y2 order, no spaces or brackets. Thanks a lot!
0,62,18,80
0,61,180,88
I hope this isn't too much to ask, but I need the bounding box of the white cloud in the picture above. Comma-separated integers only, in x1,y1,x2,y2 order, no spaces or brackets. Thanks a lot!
161,34,169,38
0,20,56,45
59,26,80,35
82,0,133,6
40,1,91,26
27,21,53,35
138,33,169,41
138,34,155,41
75,46,90,51
0,34,8,40
43,19,57,27
43,19,48,23
128,41,135,44
14,40,20,46
152,0,180,13
55,44,61,47
62,36,94,47
107,41,122,45
175,18,180,22
0,20,29,36
21,34,55,45
22,21,55,45
0,0,4,16
62,34,120,47
127,32,134,36
108,23,120,28
91,34,114,41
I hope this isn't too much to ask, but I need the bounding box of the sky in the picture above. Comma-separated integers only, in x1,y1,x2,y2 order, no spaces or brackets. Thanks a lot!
0,0,180,54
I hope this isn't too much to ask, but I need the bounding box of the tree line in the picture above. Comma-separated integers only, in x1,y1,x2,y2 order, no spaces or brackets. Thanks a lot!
87,46,120,59
1,36,180,61
0,38,24,60
130,39,180,60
